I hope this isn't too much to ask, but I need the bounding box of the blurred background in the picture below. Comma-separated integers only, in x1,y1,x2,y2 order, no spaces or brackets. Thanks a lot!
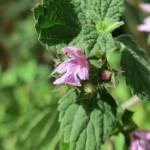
0,0,150,150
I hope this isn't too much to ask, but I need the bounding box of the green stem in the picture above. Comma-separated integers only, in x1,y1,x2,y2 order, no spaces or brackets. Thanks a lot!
121,95,141,110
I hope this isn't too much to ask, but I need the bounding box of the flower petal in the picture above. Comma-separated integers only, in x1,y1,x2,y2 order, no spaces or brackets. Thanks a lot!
131,140,139,150
130,130,150,150
54,67,81,86
53,74,67,85
143,17,150,24
78,66,89,80
140,3,150,13
53,46,89,86
138,24,150,32
55,58,77,74
64,73,81,86
62,46,84,58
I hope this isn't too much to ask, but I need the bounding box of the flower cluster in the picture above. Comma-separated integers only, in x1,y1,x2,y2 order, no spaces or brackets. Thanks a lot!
138,3,150,32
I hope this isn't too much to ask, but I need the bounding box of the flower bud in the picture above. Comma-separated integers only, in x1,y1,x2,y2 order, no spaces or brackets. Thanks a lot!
83,82,95,94
101,70,111,81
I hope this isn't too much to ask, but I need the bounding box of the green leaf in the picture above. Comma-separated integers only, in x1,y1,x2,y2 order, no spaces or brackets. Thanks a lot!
89,59,103,68
58,89,117,150
70,25,116,56
72,0,124,24
86,0,124,22
96,19,124,33
33,0,123,52
33,0,80,48
118,35,150,100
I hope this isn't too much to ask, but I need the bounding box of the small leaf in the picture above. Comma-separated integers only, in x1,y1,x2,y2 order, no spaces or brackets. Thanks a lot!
115,133,126,150
118,35,150,100
89,59,103,68
58,89,117,150
96,19,124,33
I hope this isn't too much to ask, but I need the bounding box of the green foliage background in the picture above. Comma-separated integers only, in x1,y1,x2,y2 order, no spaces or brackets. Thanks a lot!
0,0,66,149
0,0,150,150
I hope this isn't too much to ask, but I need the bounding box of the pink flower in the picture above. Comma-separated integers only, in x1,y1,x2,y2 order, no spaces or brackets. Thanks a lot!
53,47,89,86
140,3,150,13
138,17,150,32
130,130,150,150
138,3,150,32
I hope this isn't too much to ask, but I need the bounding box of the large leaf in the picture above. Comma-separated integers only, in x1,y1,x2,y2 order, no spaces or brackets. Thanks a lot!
58,89,117,150
70,25,116,56
33,0,80,48
85,0,124,23
33,0,124,51
72,0,124,24
118,35,150,100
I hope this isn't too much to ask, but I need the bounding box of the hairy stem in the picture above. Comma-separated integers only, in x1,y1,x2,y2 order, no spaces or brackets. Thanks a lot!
121,95,141,110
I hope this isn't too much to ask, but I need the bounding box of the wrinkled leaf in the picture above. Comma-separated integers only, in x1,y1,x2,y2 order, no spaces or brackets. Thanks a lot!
118,35,150,100
70,25,116,56
33,0,124,51
58,89,117,150
33,0,80,48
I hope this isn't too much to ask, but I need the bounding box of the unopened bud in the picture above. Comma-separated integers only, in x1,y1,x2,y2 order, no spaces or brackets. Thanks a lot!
83,82,95,94
101,70,111,81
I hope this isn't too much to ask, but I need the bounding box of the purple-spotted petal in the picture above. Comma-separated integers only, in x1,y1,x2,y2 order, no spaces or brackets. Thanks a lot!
53,75,66,85
55,60,71,74
55,58,77,74
53,69,81,86
130,130,150,150
78,66,89,80
53,46,89,86
134,130,150,140
64,72,81,86
131,140,139,150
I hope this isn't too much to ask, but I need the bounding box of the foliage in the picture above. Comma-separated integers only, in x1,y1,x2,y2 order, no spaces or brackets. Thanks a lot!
59,89,117,150
0,0,150,150
0,1,65,149
33,0,150,150
118,35,150,100
34,0,124,53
